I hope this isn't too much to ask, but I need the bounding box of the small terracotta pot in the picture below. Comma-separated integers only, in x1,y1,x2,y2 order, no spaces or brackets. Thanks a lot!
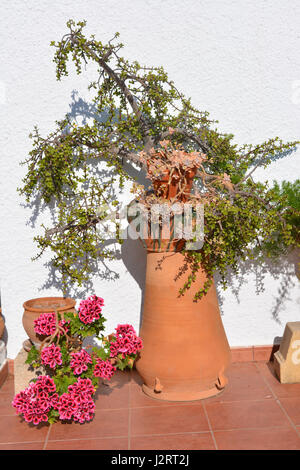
152,172,179,200
0,308,4,339
151,168,197,202
22,297,76,348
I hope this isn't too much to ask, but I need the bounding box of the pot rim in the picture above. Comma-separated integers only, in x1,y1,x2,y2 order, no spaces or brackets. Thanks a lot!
23,296,76,313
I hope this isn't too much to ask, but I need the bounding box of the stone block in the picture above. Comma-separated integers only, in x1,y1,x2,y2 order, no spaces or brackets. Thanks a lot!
274,322,300,384
14,348,46,395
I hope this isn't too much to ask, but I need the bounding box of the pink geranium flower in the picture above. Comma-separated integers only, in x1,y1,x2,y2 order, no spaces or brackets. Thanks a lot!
40,344,62,369
68,377,95,397
109,324,143,358
70,349,92,375
57,393,77,421
57,378,96,423
34,312,57,336
115,324,136,336
78,295,104,324
73,399,95,423
34,312,69,337
12,375,57,425
93,359,116,380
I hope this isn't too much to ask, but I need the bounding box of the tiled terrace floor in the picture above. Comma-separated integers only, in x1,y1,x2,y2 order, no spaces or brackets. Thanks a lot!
1,361,300,450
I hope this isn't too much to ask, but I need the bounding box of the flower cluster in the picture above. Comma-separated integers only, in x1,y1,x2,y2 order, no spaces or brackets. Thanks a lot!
12,376,96,425
93,359,116,380
115,324,136,336
34,312,69,337
12,376,58,425
70,349,92,375
78,295,104,324
14,294,143,426
110,324,143,358
40,344,62,369
58,378,95,423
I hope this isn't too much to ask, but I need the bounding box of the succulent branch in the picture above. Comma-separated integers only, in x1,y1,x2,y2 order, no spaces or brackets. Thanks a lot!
18,19,299,299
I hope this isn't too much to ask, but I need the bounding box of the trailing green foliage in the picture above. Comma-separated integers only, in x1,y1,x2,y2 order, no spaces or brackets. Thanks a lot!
257,179,300,259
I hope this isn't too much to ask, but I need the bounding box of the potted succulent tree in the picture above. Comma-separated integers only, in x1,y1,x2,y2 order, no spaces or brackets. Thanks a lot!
257,179,300,278
19,20,299,400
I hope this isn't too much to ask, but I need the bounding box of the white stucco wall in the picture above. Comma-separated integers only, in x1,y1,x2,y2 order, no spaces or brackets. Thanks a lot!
0,0,299,358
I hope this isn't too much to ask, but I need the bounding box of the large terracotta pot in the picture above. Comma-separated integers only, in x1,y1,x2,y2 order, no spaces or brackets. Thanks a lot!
22,297,76,348
136,251,231,401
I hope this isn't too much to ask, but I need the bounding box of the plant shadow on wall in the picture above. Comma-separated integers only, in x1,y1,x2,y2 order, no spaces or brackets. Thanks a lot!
18,20,300,319
68,91,149,306
215,250,299,325
21,91,148,301
215,178,300,324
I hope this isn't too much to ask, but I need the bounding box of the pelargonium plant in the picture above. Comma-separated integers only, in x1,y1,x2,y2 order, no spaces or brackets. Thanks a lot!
12,295,142,425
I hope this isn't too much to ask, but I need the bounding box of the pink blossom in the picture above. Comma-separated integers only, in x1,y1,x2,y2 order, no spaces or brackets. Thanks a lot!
109,337,123,358
34,312,57,336
115,324,136,336
68,377,95,397
109,324,143,358
73,397,95,423
93,359,116,380
57,393,77,421
78,295,104,324
57,378,96,423
12,375,57,425
34,312,69,337
40,344,62,369
34,375,56,394
50,393,60,410
70,349,92,375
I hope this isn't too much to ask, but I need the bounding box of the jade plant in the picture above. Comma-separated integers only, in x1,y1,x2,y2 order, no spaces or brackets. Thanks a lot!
257,180,300,260
12,295,143,425
19,19,299,300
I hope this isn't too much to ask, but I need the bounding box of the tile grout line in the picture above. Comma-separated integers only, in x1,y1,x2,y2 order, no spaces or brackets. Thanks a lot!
98,396,277,411
201,401,218,450
129,425,293,436
0,440,46,446
43,423,52,450
40,435,129,444
0,394,280,418
254,362,300,441
0,425,294,447
0,395,285,419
